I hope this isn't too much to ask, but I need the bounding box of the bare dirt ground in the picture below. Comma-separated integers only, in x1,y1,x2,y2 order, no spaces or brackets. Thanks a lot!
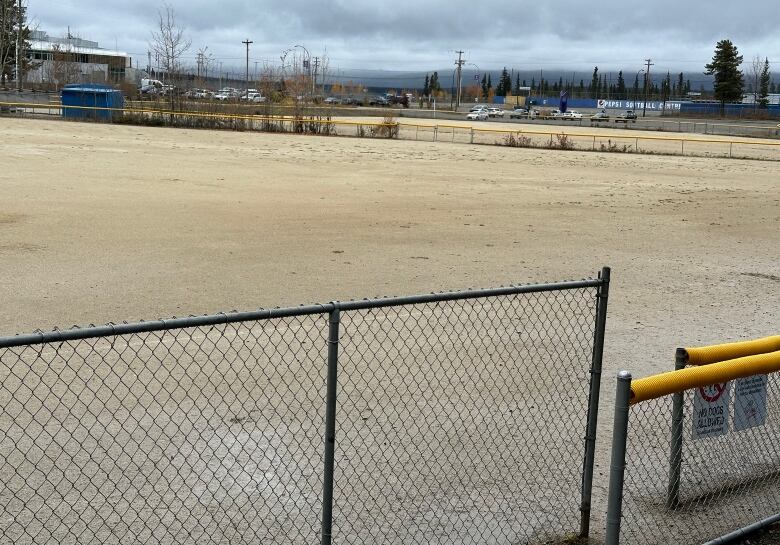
1,116,779,543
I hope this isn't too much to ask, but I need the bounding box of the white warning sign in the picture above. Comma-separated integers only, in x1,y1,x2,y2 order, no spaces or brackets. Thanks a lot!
692,382,731,439
733,375,768,432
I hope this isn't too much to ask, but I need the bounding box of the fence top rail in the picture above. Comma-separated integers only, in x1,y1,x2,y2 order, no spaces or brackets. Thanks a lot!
629,350,780,405
0,274,605,349
678,334,780,366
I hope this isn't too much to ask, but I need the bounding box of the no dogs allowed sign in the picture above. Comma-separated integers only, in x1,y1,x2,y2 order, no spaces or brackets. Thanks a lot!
691,376,769,439
693,382,730,439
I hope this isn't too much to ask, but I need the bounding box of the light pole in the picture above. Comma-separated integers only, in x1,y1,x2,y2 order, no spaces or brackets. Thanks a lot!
282,45,312,99
466,63,479,102
294,44,312,97
634,69,644,110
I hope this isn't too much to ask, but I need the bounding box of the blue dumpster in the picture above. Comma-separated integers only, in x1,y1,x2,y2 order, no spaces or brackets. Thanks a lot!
60,84,123,121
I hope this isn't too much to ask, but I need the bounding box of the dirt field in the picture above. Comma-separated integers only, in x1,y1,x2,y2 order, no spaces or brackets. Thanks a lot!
1,116,777,360
1,116,779,543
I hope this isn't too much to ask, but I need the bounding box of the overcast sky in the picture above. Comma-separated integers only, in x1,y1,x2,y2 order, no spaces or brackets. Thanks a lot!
31,0,780,76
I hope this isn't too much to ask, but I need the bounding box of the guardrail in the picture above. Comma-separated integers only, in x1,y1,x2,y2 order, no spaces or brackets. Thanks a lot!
605,335,780,545
3,101,780,161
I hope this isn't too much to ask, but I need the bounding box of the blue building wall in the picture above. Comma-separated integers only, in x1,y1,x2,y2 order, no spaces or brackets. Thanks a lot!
679,102,780,117
61,84,124,120
528,96,598,109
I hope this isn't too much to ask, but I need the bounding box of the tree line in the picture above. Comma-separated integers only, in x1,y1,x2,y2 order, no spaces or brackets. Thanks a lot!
420,40,775,109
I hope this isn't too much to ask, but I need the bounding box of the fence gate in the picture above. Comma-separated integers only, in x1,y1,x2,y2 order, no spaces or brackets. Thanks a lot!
0,269,609,545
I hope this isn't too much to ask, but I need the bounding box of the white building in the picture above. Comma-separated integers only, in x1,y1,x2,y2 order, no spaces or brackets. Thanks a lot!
25,30,132,86
742,93,780,105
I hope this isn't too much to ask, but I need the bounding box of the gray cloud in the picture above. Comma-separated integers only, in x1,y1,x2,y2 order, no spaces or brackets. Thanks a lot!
30,0,780,74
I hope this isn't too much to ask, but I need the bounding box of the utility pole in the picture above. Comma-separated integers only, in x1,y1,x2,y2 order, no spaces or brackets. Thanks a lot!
312,57,320,97
15,0,22,91
242,39,253,89
643,58,654,117
454,50,464,110
147,51,152,76
254,60,259,81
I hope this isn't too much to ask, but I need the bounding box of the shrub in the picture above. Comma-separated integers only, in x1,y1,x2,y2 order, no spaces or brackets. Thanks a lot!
599,139,632,153
503,133,534,148
550,133,575,150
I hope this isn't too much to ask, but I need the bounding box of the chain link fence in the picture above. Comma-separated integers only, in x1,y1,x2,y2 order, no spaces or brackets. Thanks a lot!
606,354,780,545
1,271,609,545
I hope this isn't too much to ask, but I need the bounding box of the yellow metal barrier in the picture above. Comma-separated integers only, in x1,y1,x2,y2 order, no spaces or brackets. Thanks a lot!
630,350,780,404
681,335,780,366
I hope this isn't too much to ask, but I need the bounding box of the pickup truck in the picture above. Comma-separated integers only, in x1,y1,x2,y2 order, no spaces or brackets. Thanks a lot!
615,110,638,123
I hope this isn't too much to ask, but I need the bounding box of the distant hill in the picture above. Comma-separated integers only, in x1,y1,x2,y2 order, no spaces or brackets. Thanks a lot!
327,68,714,93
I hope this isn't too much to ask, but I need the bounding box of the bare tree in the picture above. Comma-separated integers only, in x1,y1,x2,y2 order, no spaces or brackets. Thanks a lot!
195,46,212,85
0,0,33,88
748,55,763,105
318,50,330,96
149,2,191,108
46,42,80,90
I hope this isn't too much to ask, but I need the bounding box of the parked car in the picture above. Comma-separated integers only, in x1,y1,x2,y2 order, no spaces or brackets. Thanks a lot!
470,104,488,112
245,92,265,103
615,110,638,123
369,96,390,106
487,107,505,118
138,84,161,97
324,96,342,104
509,107,528,119
567,110,583,119
591,110,610,121
466,109,489,121
342,97,361,105
240,89,260,101
509,108,539,119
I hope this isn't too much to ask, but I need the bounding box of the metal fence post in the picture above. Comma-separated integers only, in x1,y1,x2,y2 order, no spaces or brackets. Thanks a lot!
667,348,687,510
322,306,341,545
605,371,632,545
580,266,611,537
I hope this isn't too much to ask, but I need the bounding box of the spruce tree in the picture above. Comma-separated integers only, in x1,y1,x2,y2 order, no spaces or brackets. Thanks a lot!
677,73,684,97
663,72,672,101
632,74,640,102
423,74,430,97
758,58,770,108
430,71,440,93
616,71,626,99
590,67,599,99
704,39,745,110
